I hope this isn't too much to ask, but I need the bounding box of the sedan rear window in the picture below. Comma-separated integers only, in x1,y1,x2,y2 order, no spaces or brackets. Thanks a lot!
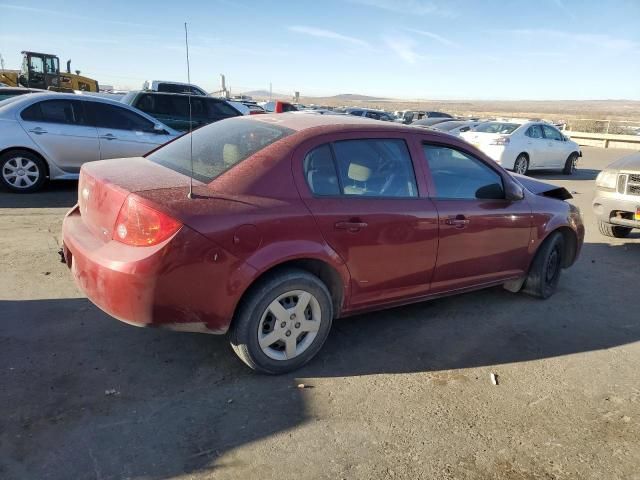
148,118,293,183
474,122,520,134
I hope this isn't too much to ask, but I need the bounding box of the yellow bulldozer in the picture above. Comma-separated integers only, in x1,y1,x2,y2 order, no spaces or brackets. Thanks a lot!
0,51,99,92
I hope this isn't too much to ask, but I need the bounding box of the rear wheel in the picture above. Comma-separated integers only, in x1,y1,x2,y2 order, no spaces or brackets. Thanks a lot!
0,150,47,193
598,220,632,238
230,269,333,374
513,154,529,175
563,152,578,175
522,232,564,299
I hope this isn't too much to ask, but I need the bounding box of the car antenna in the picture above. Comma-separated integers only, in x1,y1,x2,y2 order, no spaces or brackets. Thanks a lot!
184,22,195,199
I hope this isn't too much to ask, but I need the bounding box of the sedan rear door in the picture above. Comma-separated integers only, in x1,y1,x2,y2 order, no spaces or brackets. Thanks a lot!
523,124,548,168
20,98,99,172
88,101,174,159
294,135,439,309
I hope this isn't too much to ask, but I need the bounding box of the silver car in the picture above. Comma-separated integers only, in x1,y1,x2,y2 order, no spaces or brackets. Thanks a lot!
0,93,179,193
593,153,640,237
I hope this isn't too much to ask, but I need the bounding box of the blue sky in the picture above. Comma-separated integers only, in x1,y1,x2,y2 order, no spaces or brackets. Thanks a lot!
1,0,639,100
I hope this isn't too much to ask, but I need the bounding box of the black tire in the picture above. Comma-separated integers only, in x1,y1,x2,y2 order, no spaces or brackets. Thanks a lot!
563,152,578,175
598,220,632,238
0,149,48,193
522,232,564,299
513,154,529,175
229,269,333,374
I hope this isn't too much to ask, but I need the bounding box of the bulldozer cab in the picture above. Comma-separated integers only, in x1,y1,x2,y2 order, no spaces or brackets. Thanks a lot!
20,51,60,89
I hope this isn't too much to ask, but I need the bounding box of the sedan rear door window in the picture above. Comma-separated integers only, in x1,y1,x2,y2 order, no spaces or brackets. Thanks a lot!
304,145,340,196
423,145,504,200
21,99,88,125
526,125,544,138
332,139,418,198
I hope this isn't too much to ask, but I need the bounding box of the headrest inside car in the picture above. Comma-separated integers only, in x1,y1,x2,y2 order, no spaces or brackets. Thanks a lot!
348,163,371,182
223,144,241,167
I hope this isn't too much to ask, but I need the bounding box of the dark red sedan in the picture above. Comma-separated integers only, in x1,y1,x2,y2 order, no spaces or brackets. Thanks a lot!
62,114,584,373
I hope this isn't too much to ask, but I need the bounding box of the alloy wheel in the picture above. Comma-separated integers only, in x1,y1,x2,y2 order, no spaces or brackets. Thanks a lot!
515,156,527,175
2,157,40,189
257,290,321,361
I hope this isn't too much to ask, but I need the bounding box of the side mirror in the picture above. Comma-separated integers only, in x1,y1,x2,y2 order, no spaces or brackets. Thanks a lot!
504,178,525,201
153,124,166,134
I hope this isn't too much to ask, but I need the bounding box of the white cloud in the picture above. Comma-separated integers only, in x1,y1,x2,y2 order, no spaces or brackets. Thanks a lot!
405,28,459,47
288,26,369,47
349,0,454,17
384,36,421,64
501,29,639,51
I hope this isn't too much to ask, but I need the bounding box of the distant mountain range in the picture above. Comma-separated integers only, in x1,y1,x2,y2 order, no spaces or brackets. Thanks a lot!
241,91,389,102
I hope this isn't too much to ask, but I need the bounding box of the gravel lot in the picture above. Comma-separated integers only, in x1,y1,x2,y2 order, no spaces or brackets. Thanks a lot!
1,147,639,480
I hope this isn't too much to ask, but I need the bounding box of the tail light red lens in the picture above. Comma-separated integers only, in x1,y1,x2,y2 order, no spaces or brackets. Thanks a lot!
113,195,181,246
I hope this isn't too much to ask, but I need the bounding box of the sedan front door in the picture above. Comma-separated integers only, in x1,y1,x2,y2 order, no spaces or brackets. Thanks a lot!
295,137,439,309
20,99,100,173
88,102,173,159
421,144,532,292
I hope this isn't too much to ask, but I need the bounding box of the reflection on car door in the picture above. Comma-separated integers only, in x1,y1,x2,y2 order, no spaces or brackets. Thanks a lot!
20,99,100,173
422,144,532,292
89,102,172,159
295,137,439,308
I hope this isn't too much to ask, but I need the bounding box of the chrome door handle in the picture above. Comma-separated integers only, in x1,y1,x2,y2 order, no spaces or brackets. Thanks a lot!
100,134,117,140
334,220,368,231
28,127,47,135
444,215,470,229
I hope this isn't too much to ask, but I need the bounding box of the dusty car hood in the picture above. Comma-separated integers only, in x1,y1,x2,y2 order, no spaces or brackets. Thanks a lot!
606,152,640,171
511,173,573,200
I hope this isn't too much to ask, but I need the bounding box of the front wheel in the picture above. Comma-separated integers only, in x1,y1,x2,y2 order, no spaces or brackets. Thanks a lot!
230,269,334,374
522,232,564,299
563,152,578,175
513,154,529,175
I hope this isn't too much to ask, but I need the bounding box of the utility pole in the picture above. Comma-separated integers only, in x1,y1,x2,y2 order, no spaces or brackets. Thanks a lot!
269,82,272,101
0,53,5,71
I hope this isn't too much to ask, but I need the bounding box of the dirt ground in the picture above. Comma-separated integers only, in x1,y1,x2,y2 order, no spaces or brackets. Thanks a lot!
1,146,639,480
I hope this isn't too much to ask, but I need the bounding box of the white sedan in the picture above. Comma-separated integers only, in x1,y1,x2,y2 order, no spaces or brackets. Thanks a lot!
0,92,179,192
460,121,581,175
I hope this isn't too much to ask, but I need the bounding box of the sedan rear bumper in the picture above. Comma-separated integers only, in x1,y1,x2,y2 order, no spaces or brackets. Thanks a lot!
62,206,254,334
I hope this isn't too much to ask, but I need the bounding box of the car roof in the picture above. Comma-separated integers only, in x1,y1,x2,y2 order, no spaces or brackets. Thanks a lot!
247,112,426,134
132,90,224,100
0,91,130,108
0,87,45,93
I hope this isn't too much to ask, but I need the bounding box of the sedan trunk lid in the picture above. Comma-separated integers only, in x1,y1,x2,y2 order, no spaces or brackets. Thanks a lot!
78,157,195,242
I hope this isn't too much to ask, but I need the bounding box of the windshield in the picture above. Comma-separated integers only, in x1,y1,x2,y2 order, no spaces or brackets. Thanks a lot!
147,117,294,183
474,122,521,134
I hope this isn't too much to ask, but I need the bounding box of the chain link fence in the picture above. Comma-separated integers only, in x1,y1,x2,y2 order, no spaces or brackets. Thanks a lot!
562,119,640,135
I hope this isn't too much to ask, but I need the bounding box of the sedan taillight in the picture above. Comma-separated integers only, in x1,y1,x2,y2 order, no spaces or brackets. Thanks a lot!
490,136,510,146
114,195,181,246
